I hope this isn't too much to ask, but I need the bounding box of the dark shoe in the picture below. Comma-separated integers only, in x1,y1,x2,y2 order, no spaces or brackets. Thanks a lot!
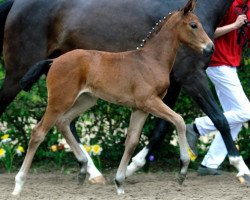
197,165,222,176
186,124,199,155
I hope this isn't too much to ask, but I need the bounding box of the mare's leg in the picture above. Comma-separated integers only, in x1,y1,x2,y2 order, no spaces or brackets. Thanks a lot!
12,108,61,195
56,93,106,184
115,110,148,195
144,96,190,184
181,70,250,178
1,21,48,115
0,70,24,114
126,75,181,177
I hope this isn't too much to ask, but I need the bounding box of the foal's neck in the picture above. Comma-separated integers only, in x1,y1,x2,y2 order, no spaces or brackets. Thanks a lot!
139,17,180,69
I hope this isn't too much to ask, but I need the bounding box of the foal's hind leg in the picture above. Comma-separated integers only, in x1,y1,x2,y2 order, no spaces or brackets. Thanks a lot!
12,110,60,195
144,96,191,184
56,94,105,185
115,110,148,194
69,119,105,184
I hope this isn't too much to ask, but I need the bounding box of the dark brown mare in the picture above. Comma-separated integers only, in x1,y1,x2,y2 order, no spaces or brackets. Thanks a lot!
12,0,213,195
0,0,250,185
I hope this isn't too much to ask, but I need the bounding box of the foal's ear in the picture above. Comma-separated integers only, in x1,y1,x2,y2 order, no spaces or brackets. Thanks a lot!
181,0,196,15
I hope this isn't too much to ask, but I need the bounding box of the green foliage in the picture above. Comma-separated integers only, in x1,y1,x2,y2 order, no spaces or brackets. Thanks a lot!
237,123,250,163
0,132,25,173
0,142,16,173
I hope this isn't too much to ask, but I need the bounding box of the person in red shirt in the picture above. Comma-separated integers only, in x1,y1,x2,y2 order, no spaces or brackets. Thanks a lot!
187,0,250,175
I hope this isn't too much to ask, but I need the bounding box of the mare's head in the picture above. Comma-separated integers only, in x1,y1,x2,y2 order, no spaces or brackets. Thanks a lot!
170,0,214,56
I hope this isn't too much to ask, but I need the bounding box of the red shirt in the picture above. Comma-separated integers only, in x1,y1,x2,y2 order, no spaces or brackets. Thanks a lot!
210,0,250,67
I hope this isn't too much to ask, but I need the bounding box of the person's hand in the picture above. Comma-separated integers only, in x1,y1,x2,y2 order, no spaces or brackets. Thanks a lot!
234,14,248,29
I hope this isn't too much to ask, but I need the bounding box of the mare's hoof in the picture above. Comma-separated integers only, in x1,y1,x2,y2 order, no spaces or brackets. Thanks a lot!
238,174,250,184
78,172,87,185
89,175,106,185
177,173,186,185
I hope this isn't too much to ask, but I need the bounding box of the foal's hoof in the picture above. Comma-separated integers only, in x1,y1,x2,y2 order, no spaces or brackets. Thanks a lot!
116,187,125,195
114,179,125,195
78,173,87,185
237,174,250,184
177,173,186,185
12,191,21,196
89,175,106,185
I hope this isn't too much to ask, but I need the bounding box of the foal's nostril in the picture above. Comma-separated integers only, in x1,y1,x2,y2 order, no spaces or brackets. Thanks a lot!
203,43,214,56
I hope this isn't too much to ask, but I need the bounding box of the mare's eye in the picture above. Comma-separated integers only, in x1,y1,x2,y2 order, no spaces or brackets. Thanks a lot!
190,22,197,29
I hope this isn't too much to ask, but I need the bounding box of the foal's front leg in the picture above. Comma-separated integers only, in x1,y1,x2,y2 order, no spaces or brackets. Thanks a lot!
126,75,181,177
115,110,148,195
145,96,191,184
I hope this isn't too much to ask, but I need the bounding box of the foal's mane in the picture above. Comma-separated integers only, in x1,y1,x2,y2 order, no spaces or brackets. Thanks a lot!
136,11,175,49
136,0,196,49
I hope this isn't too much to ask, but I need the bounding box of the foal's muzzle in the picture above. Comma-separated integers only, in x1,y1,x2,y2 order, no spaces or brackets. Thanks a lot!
203,42,214,57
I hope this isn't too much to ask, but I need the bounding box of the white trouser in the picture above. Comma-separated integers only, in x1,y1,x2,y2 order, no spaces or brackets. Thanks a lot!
195,66,250,169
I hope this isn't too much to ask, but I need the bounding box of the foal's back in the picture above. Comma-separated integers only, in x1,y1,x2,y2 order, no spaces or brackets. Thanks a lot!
47,49,168,108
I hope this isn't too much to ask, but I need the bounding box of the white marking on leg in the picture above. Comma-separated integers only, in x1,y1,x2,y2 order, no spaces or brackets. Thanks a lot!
12,172,26,196
116,187,125,195
229,156,250,176
126,147,149,177
79,144,103,179
115,172,125,195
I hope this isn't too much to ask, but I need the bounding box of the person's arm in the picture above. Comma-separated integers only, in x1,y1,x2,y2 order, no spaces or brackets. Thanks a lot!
214,14,248,38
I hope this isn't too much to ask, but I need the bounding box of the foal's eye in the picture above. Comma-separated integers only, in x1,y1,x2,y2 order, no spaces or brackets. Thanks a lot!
190,22,197,29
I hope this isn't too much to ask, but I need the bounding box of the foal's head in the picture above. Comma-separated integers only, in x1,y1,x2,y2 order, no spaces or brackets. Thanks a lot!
170,0,214,56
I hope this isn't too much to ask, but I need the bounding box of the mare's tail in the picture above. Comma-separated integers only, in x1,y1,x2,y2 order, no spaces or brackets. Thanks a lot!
20,59,53,91
0,0,14,53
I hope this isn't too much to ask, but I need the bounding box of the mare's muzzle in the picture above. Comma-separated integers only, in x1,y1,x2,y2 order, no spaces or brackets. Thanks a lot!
203,42,214,57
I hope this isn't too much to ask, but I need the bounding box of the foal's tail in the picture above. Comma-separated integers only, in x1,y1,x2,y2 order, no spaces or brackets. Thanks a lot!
0,0,14,53
19,59,53,91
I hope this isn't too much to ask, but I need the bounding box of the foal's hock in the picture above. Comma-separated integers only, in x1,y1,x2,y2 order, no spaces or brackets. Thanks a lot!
14,0,213,196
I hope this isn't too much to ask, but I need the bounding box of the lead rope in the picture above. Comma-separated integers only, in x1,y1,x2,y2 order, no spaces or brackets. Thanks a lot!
235,4,250,48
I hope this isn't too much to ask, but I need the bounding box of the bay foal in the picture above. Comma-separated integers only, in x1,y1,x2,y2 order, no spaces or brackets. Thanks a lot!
14,0,213,195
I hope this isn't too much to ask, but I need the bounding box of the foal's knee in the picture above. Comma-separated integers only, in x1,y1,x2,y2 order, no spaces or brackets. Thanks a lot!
174,114,185,132
29,126,46,147
56,117,70,132
126,135,140,153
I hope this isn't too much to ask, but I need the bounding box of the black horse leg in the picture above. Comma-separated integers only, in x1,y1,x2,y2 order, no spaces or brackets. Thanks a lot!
181,70,239,157
181,70,250,179
0,74,22,115
70,118,81,143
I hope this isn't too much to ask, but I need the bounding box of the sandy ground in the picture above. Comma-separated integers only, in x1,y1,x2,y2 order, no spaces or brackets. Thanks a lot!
0,170,250,200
